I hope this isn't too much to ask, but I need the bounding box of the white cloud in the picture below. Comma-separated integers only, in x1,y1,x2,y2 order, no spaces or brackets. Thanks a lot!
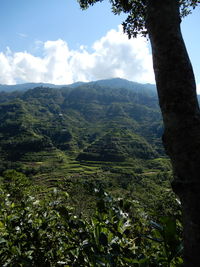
17,33,28,38
0,26,155,85
89,26,154,83
0,52,15,84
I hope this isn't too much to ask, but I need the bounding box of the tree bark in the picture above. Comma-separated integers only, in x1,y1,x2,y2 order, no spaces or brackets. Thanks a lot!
146,0,200,265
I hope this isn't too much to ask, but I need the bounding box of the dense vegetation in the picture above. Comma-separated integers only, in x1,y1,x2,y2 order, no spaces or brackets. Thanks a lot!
0,78,163,184
0,173,182,266
0,78,183,265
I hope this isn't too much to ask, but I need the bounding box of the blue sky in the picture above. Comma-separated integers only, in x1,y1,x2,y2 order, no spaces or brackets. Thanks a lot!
0,0,199,91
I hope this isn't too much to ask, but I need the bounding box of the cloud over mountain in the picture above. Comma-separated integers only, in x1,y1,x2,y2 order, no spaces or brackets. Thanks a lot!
0,26,154,85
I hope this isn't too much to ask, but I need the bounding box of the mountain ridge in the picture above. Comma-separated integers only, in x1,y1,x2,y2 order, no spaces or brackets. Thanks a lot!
0,78,157,94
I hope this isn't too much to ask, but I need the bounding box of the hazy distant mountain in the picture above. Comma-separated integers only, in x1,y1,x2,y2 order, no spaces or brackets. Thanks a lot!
0,83,64,92
0,78,156,94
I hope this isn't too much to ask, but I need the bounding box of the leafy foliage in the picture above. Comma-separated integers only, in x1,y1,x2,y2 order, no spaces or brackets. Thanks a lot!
78,0,200,38
0,179,183,266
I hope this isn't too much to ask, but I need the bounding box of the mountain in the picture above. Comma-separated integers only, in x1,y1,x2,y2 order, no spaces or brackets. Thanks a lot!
0,78,156,93
88,78,156,96
0,83,61,92
0,78,167,189
0,82,85,92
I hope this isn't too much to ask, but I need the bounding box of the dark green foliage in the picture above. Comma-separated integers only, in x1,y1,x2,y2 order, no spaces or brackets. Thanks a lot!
0,181,183,266
1,170,31,201
78,129,157,162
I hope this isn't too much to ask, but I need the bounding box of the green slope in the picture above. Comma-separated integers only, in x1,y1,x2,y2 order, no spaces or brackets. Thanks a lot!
0,79,166,189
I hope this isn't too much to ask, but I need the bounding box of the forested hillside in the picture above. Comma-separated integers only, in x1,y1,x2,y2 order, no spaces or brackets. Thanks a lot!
0,78,164,177
0,79,183,265
0,79,171,203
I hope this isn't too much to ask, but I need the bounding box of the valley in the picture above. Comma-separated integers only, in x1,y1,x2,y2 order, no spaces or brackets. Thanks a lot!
0,78,168,198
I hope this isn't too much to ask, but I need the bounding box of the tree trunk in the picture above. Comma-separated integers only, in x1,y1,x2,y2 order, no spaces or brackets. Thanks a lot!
146,0,200,265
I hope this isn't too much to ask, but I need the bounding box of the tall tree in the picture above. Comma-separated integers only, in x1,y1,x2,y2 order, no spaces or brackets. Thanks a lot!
78,0,200,266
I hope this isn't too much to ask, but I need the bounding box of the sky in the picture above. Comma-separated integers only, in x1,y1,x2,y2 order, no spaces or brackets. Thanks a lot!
0,0,200,92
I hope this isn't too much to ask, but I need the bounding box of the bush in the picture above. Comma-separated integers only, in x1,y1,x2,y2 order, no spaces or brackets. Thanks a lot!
0,184,183,266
